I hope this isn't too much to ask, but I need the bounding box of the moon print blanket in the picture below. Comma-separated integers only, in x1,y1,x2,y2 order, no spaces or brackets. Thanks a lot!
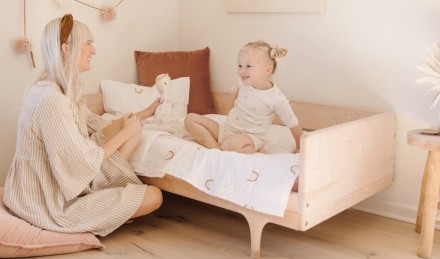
130,130,300,217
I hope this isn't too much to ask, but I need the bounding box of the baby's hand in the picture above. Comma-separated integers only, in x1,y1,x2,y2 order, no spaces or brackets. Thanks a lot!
293,147,300,154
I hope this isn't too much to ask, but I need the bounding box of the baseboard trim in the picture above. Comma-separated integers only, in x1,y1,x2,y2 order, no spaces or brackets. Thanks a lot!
353,197,440,230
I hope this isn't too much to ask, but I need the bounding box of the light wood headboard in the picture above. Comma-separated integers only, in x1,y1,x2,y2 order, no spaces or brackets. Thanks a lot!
84,92,378,131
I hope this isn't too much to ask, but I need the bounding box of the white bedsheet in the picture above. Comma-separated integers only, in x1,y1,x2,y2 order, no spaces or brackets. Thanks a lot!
130,128,300,217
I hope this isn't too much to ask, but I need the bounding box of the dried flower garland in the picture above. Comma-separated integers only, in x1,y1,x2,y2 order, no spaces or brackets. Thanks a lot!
56,0,124,22
16,0,35,68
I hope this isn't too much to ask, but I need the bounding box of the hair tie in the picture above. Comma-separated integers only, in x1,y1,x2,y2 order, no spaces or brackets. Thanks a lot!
60,13,73,45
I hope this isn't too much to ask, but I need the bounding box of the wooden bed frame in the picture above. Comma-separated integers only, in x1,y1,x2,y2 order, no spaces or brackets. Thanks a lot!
85,92,396,258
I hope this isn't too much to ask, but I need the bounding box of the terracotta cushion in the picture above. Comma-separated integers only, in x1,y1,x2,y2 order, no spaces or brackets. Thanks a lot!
134,47,215,115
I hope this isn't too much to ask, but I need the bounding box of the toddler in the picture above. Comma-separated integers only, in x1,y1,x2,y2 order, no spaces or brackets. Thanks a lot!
185,40,302,154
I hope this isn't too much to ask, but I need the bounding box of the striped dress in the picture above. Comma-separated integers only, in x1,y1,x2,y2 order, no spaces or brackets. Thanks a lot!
3,81,146,236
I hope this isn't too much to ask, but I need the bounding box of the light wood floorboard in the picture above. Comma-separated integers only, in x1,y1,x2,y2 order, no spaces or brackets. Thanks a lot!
39,192,439,259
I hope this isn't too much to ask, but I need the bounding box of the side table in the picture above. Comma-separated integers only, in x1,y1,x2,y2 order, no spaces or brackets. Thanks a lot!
407,129,440,258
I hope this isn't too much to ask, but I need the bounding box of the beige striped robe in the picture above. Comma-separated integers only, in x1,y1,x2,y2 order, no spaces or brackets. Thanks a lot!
3,81,146,236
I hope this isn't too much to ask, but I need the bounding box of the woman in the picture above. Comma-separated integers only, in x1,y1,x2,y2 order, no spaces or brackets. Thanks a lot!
3,14,162,236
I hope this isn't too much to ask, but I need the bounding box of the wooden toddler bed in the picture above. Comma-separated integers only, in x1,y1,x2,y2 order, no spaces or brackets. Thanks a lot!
85,92,396,258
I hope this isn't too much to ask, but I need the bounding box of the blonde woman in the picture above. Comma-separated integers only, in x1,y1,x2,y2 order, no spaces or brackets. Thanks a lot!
3,14,162,236
185,40,303,154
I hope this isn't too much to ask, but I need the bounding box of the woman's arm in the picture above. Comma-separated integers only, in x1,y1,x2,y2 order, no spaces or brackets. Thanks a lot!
100,98,161,159
100,113,143,159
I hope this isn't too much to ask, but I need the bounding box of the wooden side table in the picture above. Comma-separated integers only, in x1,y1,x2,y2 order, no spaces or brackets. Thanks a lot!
407,129,440,258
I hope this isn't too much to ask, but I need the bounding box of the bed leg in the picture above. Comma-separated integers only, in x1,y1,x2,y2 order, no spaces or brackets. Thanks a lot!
243,214,268,258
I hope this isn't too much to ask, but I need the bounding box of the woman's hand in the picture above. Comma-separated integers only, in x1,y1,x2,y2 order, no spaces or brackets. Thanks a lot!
100,113,143,160
293,147,300,154
121,113,143,137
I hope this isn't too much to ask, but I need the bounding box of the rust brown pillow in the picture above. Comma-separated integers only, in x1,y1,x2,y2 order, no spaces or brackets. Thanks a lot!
134,47,215,115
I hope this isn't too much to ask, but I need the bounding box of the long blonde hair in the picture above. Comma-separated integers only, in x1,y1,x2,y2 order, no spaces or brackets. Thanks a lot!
29,15,94,136
35,15,94,104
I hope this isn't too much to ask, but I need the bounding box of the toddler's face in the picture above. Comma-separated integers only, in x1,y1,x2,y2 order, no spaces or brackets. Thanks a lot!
237,48,272,89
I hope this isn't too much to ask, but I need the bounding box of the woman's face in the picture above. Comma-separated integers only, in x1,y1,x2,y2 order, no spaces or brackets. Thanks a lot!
78,40,96,72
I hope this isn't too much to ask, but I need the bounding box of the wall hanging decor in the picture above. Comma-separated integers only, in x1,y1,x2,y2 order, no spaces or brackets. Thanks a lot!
16,0,35,68
56,0,125,22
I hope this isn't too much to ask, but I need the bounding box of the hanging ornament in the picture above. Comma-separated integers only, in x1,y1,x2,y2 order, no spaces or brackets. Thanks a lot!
16,37,33,54
16,0,35,68
100,7,117,22
72,0,124,22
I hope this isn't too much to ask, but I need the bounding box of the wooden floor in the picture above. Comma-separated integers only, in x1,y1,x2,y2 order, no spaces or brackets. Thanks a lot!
41,192,439,259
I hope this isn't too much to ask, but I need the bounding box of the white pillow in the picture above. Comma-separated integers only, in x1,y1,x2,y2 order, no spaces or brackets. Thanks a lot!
203,114,296,154
101,77,190,119
262,124,296,154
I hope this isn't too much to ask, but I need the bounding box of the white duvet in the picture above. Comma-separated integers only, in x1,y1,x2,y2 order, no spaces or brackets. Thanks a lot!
105,113,300,217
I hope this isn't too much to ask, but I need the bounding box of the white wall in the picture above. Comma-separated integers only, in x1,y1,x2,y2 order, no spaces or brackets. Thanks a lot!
1,0,439,226
177,0,440,225
0,0,178,184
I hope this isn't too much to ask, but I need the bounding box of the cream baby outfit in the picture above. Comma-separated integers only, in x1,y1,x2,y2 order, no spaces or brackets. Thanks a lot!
219,84,298,150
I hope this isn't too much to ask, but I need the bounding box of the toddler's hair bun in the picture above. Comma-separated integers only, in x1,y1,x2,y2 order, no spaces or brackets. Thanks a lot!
270,47,287,60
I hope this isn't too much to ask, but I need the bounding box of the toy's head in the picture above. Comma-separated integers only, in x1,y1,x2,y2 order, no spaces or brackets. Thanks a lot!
155,73,171,93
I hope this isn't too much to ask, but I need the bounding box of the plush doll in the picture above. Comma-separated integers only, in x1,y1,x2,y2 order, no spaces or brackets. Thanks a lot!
142,74,189,137
146,73,173,123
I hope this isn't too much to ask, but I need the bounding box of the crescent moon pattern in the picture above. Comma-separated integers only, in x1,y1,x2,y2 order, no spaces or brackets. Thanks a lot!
205,179,214,190
247,171,259,182
165,151,174,160
290,165,299,176
135,88,143,94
